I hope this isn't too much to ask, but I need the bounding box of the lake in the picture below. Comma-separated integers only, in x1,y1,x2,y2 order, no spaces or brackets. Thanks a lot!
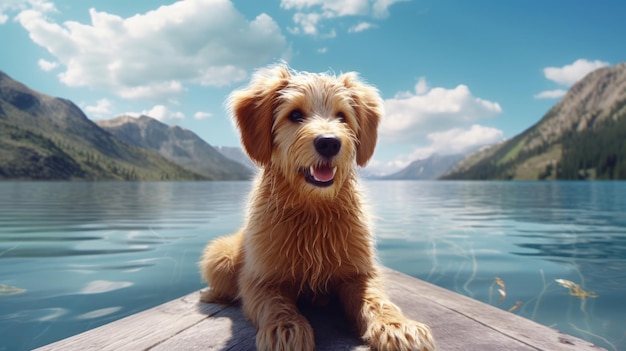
1,181,625,351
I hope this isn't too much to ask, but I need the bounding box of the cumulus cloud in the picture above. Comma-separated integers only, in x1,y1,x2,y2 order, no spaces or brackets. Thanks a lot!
534,89,567,99
366,125,503,176
426,124,503,155
348,21,375,33
0,0,56,23
366,147,434,175
15,0,287,100
193,111,213,120
380,78,503,142
129,105,185,122
281,0,403,36
371,0,409,18
535,59,609,99
37,58,58,71
291,12,323,35
544,59,609,86
84,98,113,119
281,0,369,16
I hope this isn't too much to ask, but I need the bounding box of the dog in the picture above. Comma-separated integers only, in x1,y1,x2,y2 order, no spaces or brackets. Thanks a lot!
199,63,435,351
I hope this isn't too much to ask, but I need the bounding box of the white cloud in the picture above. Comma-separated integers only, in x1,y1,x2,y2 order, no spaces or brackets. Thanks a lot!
366,124,503,176
534,89,567,99
543,59,609,86
380,78,503,142
281,0,402,36
84,98,113,119
15,0,287,100
366,147,434,175
372,0,408,18
117,81,185,101
130,105,185,122
281,0,369,17
37,58,57,71
0,0,56,24
348,21,375,33
194,111,213,120
292,12,323,35
414,76,429,95
534,59,609,99
426,124,503,155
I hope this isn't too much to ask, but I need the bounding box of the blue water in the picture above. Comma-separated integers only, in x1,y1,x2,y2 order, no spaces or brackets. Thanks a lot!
0,181,625,351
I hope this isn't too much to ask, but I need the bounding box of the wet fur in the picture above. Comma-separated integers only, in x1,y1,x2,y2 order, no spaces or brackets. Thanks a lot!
200,64,435,351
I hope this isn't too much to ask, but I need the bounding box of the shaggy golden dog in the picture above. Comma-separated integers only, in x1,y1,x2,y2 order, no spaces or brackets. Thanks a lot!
200,64,435,351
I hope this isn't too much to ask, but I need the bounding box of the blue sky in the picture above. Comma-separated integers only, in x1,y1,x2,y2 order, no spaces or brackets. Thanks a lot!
1,0,625,175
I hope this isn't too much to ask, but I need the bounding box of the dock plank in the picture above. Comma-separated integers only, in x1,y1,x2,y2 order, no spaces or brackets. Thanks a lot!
35,294,227,351
380,268,602,350
36,268,605,351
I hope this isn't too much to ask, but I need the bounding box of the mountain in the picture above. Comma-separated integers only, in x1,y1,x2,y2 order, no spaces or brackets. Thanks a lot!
384,153,465,180
0,71,206,181
442,62,626,180
96,116,252,180
215,146,257,171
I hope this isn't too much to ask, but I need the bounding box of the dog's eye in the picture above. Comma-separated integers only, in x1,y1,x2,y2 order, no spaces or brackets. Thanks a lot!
336,112,346,123
288,109,305,123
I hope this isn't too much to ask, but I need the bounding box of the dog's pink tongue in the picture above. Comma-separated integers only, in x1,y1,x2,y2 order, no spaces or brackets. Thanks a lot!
313,166,334,182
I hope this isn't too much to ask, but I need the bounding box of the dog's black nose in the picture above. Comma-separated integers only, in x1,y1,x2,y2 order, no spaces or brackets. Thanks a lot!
314,135,341,158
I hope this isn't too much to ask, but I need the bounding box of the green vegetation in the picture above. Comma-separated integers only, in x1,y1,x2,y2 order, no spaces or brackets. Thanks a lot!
0,70,212,181
498,138,524,166
0,119,207,181
557,117,626,180
0,120,85,179
442,63,626,181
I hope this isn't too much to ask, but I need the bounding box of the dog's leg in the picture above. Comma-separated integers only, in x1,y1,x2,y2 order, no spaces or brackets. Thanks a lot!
240,282,315,351
338,273,435,351
199,231,243,303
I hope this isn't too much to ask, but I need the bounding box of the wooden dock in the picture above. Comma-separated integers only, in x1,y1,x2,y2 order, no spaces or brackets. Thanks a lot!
36,267,604,350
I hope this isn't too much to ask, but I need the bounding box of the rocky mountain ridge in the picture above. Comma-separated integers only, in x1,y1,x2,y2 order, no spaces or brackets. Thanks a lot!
383,154,464,180
0,71,205,180
96,115,252,180
443,62,626,180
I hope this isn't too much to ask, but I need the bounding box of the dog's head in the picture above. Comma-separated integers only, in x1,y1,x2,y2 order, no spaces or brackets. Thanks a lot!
230,63,382,197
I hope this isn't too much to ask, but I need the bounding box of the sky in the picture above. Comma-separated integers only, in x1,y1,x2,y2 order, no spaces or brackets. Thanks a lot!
1,0,625,175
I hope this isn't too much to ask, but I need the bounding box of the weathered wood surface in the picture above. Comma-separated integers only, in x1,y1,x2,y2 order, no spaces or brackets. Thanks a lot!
36,267,604,351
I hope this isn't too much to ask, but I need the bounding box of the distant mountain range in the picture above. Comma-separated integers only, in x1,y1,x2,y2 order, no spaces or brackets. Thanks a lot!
382,154,464,180
3,61,625,181
0,71,250,181
97,116,252,180
442,62,626,180
214,146,257,171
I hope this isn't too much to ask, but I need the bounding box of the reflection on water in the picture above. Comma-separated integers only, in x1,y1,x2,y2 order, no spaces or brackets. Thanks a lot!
0,181,625,350
0,181,249,351
370,181,626,351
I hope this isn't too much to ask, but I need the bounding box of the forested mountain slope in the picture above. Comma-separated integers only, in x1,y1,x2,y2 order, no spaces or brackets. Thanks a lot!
442,63,626,180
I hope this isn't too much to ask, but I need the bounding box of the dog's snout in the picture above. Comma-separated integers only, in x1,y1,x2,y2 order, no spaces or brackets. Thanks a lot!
314,135,341,158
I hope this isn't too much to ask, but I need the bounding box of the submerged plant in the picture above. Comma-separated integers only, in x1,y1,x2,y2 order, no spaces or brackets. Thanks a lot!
493,276,507,301
555,279,598,299
508,301,522,313
0,284,26,296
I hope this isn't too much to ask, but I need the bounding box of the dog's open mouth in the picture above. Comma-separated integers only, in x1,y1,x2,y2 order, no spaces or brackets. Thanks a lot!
301,164,337,187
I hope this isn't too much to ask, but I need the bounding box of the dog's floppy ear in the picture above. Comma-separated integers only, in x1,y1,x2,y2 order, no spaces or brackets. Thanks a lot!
229,64,291,166
340,73,383,167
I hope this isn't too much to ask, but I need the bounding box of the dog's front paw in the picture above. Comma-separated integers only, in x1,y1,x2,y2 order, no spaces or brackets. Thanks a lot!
256,317,315,351
199,288,233,304
365,317,435,351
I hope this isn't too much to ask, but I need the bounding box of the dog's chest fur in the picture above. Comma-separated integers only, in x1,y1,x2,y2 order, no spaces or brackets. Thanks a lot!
244,174,374,292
